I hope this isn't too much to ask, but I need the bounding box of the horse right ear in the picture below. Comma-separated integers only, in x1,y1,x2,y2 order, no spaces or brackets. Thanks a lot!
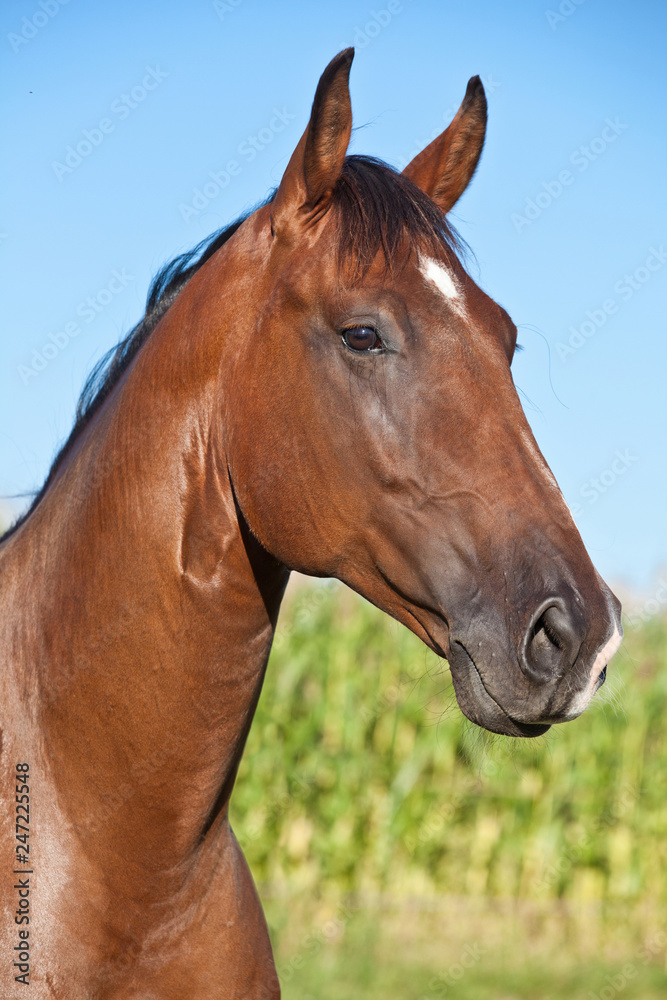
271,48,354,238
402,76,487,214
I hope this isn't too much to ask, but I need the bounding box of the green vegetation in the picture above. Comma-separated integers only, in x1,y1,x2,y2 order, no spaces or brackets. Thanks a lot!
231,581,667,998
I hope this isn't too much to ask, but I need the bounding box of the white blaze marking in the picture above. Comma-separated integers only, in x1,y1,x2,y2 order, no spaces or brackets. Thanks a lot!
419,256,465,311
568,624,623,718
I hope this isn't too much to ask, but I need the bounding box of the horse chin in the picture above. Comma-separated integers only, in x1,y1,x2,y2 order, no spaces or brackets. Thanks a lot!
447,641,551,739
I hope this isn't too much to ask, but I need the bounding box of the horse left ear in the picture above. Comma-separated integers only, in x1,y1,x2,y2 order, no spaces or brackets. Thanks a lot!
271,48,354,237
403,76,487,214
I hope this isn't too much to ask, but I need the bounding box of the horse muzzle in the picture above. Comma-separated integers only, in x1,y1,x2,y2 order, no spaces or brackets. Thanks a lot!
445,590,623,738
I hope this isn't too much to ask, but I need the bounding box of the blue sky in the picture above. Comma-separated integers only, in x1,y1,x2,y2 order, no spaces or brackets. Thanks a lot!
1,0,665,594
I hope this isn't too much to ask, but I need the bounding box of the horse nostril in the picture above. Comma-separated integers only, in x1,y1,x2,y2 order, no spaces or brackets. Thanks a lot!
520,600,581,684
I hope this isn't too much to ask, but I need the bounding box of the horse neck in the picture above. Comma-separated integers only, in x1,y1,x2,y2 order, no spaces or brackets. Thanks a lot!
4,236,289,880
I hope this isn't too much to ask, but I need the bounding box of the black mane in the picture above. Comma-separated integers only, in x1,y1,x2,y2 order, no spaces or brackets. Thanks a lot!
2,155,460,540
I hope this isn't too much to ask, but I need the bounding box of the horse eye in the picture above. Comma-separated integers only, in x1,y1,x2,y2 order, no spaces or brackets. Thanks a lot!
342,326,379,352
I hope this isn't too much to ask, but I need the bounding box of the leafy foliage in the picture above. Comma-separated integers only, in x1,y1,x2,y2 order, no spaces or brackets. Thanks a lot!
230,582,667,995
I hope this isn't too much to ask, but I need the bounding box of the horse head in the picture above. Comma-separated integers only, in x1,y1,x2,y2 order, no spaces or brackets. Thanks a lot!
218,49,622,737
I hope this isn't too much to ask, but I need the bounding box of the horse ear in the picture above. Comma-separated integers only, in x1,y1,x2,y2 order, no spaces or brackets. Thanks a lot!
271,48,354,237
403,76,487,214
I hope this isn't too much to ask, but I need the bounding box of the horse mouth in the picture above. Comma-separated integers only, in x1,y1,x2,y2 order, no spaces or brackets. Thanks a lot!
448,640,551,739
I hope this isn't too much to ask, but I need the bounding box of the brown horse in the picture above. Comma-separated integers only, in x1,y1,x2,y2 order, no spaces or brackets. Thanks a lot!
0,49,621,998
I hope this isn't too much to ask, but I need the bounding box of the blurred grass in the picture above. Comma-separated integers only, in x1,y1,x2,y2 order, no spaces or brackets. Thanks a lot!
231,580,667,997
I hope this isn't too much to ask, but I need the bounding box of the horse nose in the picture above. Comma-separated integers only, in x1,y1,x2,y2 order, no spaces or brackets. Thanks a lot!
519,597,584,684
